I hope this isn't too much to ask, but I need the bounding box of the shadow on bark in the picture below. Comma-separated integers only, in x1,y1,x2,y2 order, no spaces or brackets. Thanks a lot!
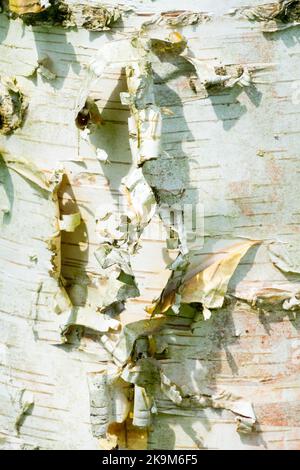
0,154,14,225
30,25,81,89
58,173,89,307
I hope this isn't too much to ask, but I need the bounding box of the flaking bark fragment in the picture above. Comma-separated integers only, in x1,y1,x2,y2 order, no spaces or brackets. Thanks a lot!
121,168,156,233
94,241,140,311
150,33,187,58
161,10,211,27
233,282,300,312
88,369,131,442
236,416,256,434
119,39,163,252
90,343,256,442
2,155,74,319
184,59,259,96
70,3,121,31
8,0,46,15
100,318,166,367
147,240,260,317
268,242,300,274
233,0,300,22
132,385,152,428
36,56,57,81
8,0,71,26
11,389,34,435
59,307,120,339
123,57,162,165
0,78,27,135
75,97,104,131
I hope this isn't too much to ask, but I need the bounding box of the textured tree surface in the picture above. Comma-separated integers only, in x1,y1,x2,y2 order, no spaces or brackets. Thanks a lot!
0,0,300,450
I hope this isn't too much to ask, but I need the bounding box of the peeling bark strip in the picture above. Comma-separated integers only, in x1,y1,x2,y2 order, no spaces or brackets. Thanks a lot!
1,0,300,452
70,3,121,31
4,1,300,33
234,0,300,21
146,240,260,318
11,389,34,435
88,369,130,439
231,0,300,32
1,155,74,318
120,38,162,237
5,0,123,30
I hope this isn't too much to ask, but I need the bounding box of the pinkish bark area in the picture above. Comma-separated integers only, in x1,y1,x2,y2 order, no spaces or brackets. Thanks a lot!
0,1,299,450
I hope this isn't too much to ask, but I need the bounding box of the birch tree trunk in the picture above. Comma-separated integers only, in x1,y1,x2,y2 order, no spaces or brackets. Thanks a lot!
0,0,300,450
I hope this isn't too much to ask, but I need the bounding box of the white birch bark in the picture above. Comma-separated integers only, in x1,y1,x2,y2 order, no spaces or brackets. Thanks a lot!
0,0,300,450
